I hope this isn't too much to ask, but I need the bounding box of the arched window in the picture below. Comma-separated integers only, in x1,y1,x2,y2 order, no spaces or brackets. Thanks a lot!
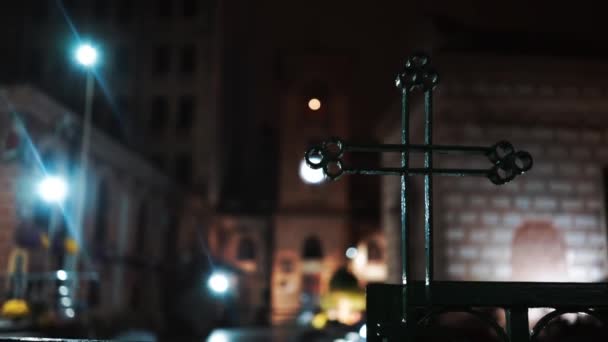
237,237,256,261
94,180,109,245
512,222,566,282
302,236,323,260
367,240,383,261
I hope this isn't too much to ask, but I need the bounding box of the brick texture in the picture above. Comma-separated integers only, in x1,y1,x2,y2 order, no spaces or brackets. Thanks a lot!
435,124,608,282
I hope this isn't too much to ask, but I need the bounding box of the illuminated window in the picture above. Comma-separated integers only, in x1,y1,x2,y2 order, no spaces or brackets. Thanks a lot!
302,237,323,260
237,237,256,261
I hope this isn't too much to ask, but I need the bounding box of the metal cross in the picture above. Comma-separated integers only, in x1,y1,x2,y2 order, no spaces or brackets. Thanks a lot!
305,53,533,326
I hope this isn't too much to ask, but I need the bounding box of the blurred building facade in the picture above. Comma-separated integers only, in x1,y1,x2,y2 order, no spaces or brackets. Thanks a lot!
0,86,213,333
0,0,222,204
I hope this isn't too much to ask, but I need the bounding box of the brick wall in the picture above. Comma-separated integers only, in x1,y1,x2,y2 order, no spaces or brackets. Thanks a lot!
436,123,608,282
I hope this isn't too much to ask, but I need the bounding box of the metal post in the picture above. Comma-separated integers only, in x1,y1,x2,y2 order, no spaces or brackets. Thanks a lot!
400,87,410,323
70,70,95,305
423,90,434,289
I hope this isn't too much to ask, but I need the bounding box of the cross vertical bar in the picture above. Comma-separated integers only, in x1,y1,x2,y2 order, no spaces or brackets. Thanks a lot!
424,90,434,288
400,86,411,323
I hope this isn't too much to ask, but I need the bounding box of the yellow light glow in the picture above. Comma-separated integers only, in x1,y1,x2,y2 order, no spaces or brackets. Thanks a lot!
311,312,328,329
308,98,321,111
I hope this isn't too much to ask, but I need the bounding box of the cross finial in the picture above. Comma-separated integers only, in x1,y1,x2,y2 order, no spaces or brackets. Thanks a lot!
395,53,439,92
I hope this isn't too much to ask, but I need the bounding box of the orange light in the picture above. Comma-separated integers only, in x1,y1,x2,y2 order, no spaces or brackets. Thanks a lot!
308,98,321,111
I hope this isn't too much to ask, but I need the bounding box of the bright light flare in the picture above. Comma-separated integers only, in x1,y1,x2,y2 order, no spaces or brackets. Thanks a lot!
75,44,98,67
58,286,69,296
208,272,230,294
299,156,325,184
207,330,229,342
65,308,75,318
56,270,68,281
61,297,72,307
37,176,68,204
359,324,367,339
346,247,358,259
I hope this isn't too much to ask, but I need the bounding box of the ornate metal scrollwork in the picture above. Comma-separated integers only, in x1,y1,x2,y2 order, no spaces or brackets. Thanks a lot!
418,308,510,342
530,309,606,341
486,141,533,185
396,53,440,92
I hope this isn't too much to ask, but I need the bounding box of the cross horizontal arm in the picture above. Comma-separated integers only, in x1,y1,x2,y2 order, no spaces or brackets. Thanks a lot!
306,138,533,185
345,143,490,155
343,167,490,177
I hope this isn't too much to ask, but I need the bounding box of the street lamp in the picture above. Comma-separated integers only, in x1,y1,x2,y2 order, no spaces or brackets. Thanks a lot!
208,272,230,295
74,44,98,67
36,176,68,204
70,42,99,308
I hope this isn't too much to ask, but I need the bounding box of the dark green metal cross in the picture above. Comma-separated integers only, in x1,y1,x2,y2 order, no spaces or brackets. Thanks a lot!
305,53,545,341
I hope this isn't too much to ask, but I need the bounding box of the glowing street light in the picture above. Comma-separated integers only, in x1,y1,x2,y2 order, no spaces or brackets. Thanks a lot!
56,270,68,281
345,247,358,259
37,176,68,204
208,272,230,295
299,156,325,184
74,44,98,67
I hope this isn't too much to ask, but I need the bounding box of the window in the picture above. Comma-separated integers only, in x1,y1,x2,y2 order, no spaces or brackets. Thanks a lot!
183,0,199,17
117,0,133,24
512,222,566,281
153,45,170,75
115,46,130,74
175,154,193,184
237,237,256,261
149,96,168,133
157,0,172,18
177,95,195,133
94,180,109,248
180,45,197,74
302,237,323,260
367,240,383,261
135,203,148,251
